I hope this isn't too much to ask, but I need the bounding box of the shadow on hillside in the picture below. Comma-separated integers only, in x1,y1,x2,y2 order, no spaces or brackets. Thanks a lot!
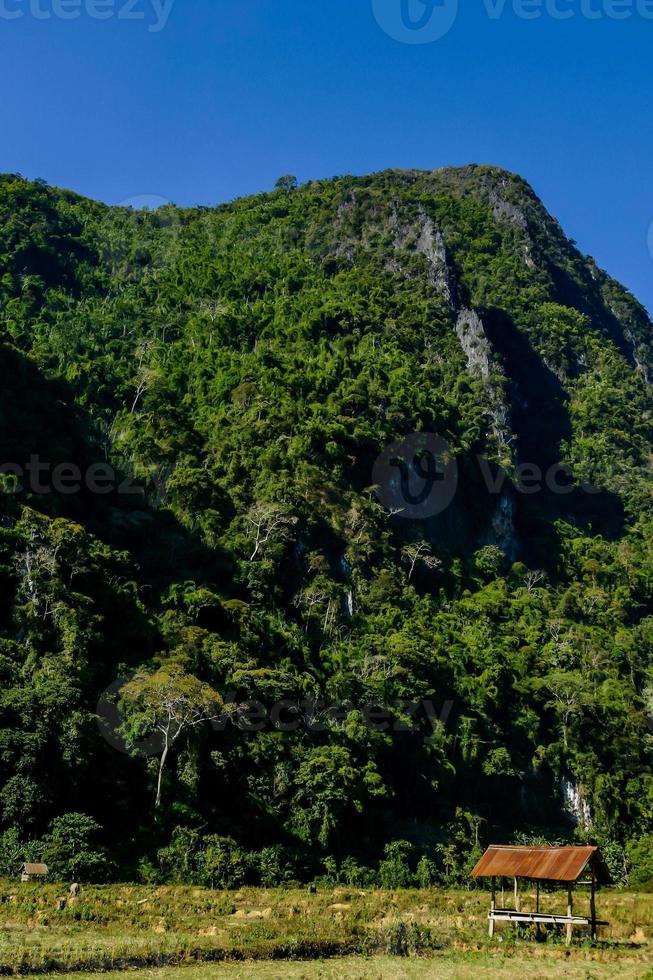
545,257,635,366
0,341,240,840
481,306,571,469
0,342,234,603
480,308,625,561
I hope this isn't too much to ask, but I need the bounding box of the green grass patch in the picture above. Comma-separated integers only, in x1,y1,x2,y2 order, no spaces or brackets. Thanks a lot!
0,882,650,975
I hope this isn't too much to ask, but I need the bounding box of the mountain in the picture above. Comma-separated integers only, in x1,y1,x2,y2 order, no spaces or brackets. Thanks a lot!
0,166,652,884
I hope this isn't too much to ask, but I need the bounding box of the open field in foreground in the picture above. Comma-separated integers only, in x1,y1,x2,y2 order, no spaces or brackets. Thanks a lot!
46,955,653,979
0,882,651,977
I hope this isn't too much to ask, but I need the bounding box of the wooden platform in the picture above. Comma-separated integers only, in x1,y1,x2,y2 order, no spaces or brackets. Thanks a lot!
489,909,608,927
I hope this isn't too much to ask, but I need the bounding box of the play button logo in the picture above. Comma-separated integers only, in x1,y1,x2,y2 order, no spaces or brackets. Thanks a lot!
372,0,459,44
373,433,458,519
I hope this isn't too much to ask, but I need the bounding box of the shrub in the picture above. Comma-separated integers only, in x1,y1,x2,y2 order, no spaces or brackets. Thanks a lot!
340,856,378,887
138,856,164,884
40,814,109,883
380,920,440,956
592,837,628,886
0,827,23,878
313,855,339,889
379,840,414,889
196,835,246,889
157,826,202,882
416,855,439,888
627,835,653,887
254,845,295,887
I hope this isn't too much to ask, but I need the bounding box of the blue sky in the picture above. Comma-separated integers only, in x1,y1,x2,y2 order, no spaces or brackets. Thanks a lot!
2,0,652,313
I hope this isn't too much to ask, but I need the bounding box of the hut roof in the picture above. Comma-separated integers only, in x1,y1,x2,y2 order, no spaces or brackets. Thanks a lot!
470,846,611,884
21,863,48,875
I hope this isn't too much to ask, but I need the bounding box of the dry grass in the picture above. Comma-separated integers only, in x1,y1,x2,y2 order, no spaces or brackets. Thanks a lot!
0,881,650,976
35,956,653,980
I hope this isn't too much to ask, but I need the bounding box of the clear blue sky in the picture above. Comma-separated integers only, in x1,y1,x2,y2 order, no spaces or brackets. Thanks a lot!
3,0,652,313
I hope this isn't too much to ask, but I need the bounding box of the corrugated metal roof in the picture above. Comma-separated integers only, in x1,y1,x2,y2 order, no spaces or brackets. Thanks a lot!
470,846,610,883
21,863,48,875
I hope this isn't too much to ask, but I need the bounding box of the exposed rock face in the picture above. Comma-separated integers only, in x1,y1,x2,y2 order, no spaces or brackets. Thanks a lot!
387,204,453,304
340,555,354,618
487,492,518,560
475,169,542,270
344,590,354,618
623,325,650,384
455,309,493,380
490,193,529,232
414,213,453,304
332,193,454,304
561,777,592,830
488,190,535,270
455,308,513,442
455,309,517,553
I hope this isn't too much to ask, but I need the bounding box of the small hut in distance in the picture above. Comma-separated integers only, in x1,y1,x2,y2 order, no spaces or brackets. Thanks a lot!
20,863,48,883
471,845,611,944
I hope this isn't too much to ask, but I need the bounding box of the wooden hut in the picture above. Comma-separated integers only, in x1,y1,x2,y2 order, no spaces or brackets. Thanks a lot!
20,863,48,882
470,845,611,944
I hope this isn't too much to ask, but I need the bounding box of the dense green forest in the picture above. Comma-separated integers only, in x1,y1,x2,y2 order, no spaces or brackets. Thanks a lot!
0,166,652,887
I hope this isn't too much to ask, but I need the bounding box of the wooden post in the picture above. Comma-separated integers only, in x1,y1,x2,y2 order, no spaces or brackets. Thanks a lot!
514,876,520,912
536,881,540,913
489,876,496,938
590,873,597,941
566,884,573,946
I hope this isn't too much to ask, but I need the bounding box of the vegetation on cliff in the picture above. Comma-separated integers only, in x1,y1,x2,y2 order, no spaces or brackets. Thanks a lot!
0,166,652,884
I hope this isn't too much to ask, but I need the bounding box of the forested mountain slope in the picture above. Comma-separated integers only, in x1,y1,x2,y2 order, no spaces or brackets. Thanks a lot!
0,166,652,884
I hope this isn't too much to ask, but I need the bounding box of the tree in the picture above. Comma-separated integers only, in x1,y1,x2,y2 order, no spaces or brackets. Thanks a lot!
543,671,592,750
129,339,163,413
120,664,223,807
401,541,441,582
275,175,298,193
523,569,546,593
14,530,60,619
41,813,108,882
474,545,506,581
245,504,298,561
289,745,382,849
0,827,23,878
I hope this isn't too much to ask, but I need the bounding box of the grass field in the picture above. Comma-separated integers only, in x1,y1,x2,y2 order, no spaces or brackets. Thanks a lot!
40,957,653,979
0,882,651,977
